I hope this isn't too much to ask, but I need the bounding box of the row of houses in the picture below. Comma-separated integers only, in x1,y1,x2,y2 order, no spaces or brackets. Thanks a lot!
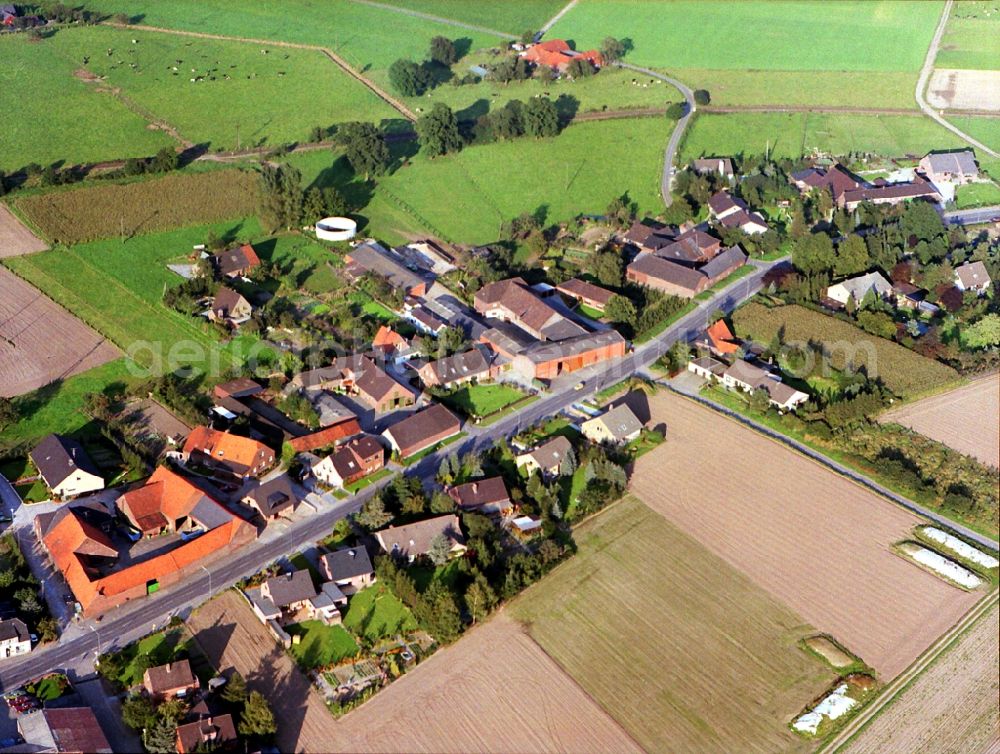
826,260,992,310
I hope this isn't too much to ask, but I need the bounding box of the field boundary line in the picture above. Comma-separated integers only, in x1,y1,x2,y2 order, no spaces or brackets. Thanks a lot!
105,22,417,122
344,0,517,40
539,0,579,34
915,0,999,158
821,589,999,753
664,385,999,550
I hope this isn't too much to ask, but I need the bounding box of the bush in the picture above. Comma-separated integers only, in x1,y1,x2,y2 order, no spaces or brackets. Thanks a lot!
693,89,711,105
665,102,687,120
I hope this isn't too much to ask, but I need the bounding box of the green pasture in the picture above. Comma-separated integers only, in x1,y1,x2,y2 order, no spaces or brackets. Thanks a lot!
550,0,942,72
0,32,173,171
383,0,565,34
937,3,1000,70
955,181,1000,209
946,116,1000,154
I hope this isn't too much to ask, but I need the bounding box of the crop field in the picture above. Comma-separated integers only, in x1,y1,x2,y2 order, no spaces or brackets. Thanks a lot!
383,0,565,34
681,112,970,162
12,168,259,245
42,26,398,151
325,612,643,753
373,119,666,243
732,303,959,398
880,375,1000,468
188,590,332,754
0,205,48,258
551,1,941,72
0,33,174,172
511,496,831,753
927,69,1000,112
0,267,121,398
936,1,1000,70
629,391,981,679
844,602,999,754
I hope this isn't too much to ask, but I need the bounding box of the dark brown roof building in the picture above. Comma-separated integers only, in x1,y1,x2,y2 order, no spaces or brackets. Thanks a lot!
555,278,615,311
447,476,511,514
143,659,200,699
381,403,461,458
241,473,301,519
213,244,260,278
17,706,113,753
176,713,238,754
474,277,586,341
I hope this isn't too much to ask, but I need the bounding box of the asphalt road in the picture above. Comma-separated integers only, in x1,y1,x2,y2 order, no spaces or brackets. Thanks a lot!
0,258,778,691
942,205,1000,226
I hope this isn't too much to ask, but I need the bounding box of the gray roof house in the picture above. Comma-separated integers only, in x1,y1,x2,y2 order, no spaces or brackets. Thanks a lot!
241,474,302,520
826,271,892,306
29,434,104,499
375,515,467,561
320,546,375,594
954,261,992,293
581,404,644,445
919,150,979,185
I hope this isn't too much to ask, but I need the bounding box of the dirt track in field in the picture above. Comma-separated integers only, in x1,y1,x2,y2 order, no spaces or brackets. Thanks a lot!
880,375,1000,468
187,590,332,754
631,391,981,679
325,612,642,754
0,205,47,258
843,601,999,754
0,266,120,397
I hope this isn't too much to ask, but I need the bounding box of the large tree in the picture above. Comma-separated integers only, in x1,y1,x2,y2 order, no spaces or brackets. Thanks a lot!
417,104,463,158
792,232,836,275
259,164,304,231
239,691,277,738
604,294,637,326
592,249,624,287
600,36,626,62
833,234,871,277
429,36,457,66
522,96,560,137
388,58,431,96
337,122,390,179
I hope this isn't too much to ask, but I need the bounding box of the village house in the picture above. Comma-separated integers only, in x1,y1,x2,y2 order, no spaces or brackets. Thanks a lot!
372,325,413,363
143,659,200,701
581,404,644,445
708,191,768,235
627,253,708,297
291,356,413,414
256,570,318,621
212,244,260,279
623,218,675,251
207,287,252,326
182,427,275,479
382,403,461,459
241,473,302,521
0,618,31,658
175,713,238,754
687,355,729,381
319,546,375,595
287,416,363,453
405,305,449,337
311,434,385,488
652,228,722,265
512,329,627,381
29,434,104,499
375,515,467,562
701,319,740,357
447,476,512,515
840,177,942,211
344,241,427,297
826,271,893,307
416,345,497,389
521,38,603,74
474,277,586,341
790,164,863,203
954,260,992,294
691,157,735,180
721,359,809,411
515,435,574,480
17,706,113,754
555,278,615,313
919,150,979,185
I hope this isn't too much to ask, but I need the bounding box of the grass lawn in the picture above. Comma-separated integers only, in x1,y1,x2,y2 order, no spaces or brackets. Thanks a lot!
955,182,1000,209
102,628,198,689
25,674,70,701
550,0,941,72
944,116,1000,157
562,464,588,520
440,383,525,418
258,233,345,295
624,428,665,460
286,620,359,670
381,0,564,34
289,553,321,582
400,431,466,466
681,112,971,161
342,584,417,642
46,26,397,152
374,119,667,244
577,303,605,320
937,2,1000,70
344,467,393,493
0,32,174,172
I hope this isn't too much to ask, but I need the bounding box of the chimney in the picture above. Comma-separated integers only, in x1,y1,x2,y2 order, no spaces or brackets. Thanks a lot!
471,482,478,494
166,663,172,673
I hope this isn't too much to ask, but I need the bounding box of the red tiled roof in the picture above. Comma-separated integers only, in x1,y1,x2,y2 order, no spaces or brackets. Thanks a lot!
288,417,362,452
706,320,740,354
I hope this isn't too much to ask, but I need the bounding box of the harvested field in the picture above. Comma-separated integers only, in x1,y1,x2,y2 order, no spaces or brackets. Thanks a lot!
326,612,641,753
928,69,1000,112
630,391,981,679
844,602,1000,754
0,205,48,258
13,169,259,245
511,497,832,754
0,267,119,398
880,375,1000,468
187,590,331,754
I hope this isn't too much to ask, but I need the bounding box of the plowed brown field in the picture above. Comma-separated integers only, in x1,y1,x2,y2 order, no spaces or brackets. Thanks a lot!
187,590,331,754
844,602,999,754
0,266,119,397
0,205,47,258
631,391,980,679
880,375,1000,468
326,612,642,754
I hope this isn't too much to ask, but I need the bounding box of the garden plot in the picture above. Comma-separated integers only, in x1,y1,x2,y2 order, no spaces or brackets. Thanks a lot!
630,390,981,679
897,543,984,590
792,675,876,737
919,526,999,571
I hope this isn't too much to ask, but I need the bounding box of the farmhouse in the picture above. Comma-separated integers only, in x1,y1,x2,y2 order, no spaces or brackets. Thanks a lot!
287,416,362,453
0,618,30,658
30,434,104,499
382,403,461,459
474,277,586,341
311,435,385,488
582,404,643,445
375,515,467,561
212,244,260,279
291,356,413,413
790,164,863,202
241,474,302,521
515,435,574,480
345,241,426,297
708,191,768,234
207,287,252,325
447,476,512,515
513,329,627,381
555,278,615,312
175,713,238,754
416,345,496,389
692,157,735,180
182,427,275,479
652,228,722,265
479,322,538,359
143,659,200,701
840,177,942,210
954,261,992,294
919,150,979,185
623,218,674,250
16,706,112,754
117,465,225,536
319,546,375,595
627,254,707,297
213,377,263,400
826,271,893,306
722,359,809,411
521,39,603,74
699,245,748,282
406,305,448,336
